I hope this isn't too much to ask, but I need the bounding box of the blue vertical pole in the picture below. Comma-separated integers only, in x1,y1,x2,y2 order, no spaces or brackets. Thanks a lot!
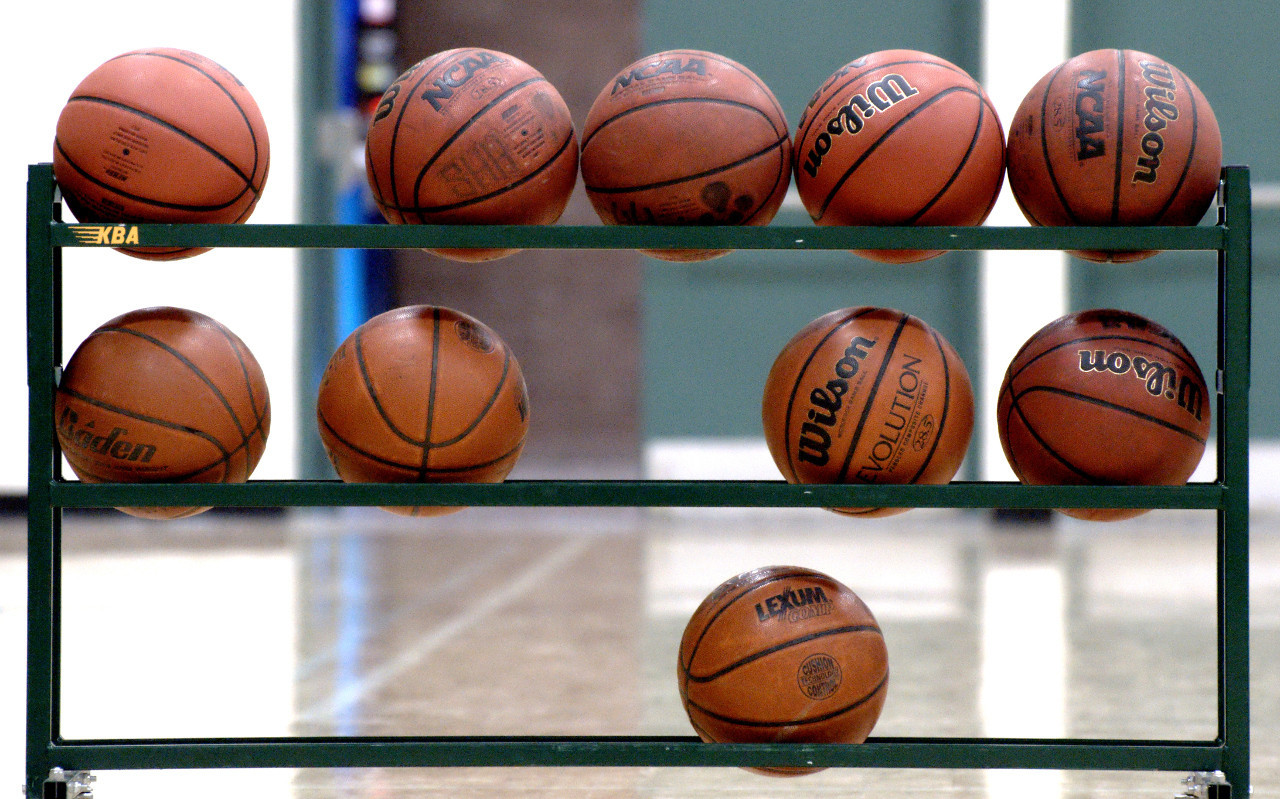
333,0,396,343
333,0,368,342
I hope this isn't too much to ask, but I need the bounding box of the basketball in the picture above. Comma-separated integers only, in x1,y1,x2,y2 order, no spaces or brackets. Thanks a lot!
579,49,791,261
316,305,529,516
793,49,1005,263
53,48,270,260
762,307,974,516
997,308,1211,521
364,48,579,262
1004,49,1222,263
679,565,889,776
54,307,272,519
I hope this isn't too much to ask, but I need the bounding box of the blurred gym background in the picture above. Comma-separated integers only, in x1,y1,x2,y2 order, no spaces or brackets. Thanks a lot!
1,0,1276,500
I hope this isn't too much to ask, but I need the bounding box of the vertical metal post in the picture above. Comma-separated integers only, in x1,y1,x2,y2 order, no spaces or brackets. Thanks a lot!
26,163,64,797
296,0,341,479
1216,164,1251,795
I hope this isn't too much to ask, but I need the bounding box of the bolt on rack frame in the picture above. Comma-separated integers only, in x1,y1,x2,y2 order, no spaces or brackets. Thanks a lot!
25,162,1251,797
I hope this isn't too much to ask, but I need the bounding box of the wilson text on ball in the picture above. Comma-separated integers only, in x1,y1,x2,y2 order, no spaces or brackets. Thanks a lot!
797,335,876,467
801,73,919,177
1134,59,1179,184
1077,349,1206,421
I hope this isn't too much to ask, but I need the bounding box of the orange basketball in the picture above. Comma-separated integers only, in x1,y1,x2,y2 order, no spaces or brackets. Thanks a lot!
580,49,791,261
53,48,270,260
1005,49,1222,263
316,305,529,516
793,49,1005,263
997,309,1211,521
762,307,974,516
54,307,272,519
679,565,889,776
364,48,579,262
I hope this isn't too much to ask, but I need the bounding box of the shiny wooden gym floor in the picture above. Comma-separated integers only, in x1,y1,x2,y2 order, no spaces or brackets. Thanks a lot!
2,501,1278,798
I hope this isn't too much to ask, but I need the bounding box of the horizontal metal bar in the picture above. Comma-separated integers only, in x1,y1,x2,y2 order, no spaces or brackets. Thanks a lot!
42,736,1225,771
49,222,1226,252
48,479,1227,509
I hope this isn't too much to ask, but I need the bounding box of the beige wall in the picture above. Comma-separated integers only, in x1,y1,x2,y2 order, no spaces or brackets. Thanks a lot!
388,1,646,474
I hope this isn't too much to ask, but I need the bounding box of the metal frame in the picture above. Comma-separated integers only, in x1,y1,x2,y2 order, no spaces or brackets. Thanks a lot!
25,162,1251,796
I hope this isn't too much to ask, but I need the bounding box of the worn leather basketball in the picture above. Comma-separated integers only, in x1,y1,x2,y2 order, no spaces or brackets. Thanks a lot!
54,307,271,519
997,308,1211,520
364,48,578,262
53,48,270,260
762,307,974,516
316,305,529,516
580,49,791,261
793,49,1005,263
679,565,889,776
1004,49,1222,263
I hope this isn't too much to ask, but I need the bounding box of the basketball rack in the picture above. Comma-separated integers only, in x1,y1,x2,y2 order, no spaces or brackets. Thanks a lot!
24,162,1252,797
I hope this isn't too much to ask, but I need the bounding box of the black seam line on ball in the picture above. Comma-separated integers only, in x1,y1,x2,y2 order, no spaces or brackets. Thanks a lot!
1037,61,1078,224
835,314,910,483
796,57,970,152
682,570,822,672
685,671,889,728
581,95,780,152
62,94,259,190
54,137,254,214
583,134,788,195
685,624,883,684
779,309,881,481
409,76,551,212
109,49,265,185
1012,385,1207,444
815,86,980,222
1109,49,1127,224
384,131,574,215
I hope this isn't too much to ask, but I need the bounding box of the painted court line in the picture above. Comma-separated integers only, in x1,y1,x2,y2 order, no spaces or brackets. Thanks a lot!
296,538,590,724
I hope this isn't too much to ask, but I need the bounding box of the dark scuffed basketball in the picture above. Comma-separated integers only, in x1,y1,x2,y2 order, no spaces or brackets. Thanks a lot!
997,308,1211,521
762,307,974,517
53,48,270,260
54,307,271,519
679,565,889,776
793,49,1005,263
364,48,578,262
580,49,792,261
316,305,529,516
1005,49,1222,263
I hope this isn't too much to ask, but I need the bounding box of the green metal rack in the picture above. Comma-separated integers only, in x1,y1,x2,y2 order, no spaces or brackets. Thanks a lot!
25,162,1252,797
